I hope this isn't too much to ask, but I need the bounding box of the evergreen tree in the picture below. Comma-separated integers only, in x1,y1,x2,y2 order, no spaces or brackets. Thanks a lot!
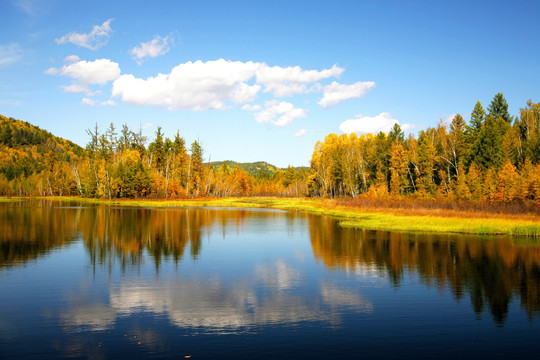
388,123,404,144
469,101,486,134
471,115,507,171
189,140,204,196
488,92,512,124
150,127,164,171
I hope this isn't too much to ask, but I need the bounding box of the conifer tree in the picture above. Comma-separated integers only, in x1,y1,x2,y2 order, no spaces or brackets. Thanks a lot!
189,140,204,196
469,101,486,134
488,92,512,124
471,115,506,171
150,127,164,171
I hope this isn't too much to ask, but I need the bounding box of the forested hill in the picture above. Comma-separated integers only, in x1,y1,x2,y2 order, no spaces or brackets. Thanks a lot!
209,161,279,176
0,114,85,194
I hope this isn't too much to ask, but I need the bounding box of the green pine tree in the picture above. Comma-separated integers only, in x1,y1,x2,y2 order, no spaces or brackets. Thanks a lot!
487,92,512,124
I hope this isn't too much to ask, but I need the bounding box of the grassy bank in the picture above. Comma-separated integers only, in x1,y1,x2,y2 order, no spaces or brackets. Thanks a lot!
0,197,23,202
28,196,540,237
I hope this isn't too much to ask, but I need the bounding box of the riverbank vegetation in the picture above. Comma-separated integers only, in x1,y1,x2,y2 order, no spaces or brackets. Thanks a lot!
37,196,540,237
0,92,539,217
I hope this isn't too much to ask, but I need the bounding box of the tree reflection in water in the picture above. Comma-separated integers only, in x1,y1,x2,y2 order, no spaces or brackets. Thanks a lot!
309,215,540,324
2,200,540,325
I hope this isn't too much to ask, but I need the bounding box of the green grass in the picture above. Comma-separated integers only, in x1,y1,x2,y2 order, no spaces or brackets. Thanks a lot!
17,196,540,237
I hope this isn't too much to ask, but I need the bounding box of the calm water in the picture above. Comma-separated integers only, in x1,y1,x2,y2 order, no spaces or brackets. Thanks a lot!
1,200,540,359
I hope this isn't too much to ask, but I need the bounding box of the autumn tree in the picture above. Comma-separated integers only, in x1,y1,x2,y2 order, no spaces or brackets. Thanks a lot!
389,143,408,195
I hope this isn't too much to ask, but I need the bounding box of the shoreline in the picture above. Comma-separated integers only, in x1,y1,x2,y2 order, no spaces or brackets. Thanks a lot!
8,196,540,237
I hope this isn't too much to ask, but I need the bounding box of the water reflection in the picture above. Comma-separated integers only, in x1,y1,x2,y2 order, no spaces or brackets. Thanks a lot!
60,274,371,334
0,201,79,268
2,200,540,327
309,215,540,324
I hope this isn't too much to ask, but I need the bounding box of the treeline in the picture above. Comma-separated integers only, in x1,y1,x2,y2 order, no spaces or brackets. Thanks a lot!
1,92,539,205
73,124,308,198
308,94,540,205
0,115,307,197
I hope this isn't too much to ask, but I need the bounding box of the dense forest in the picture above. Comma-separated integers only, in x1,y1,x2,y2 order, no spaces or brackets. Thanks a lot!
0,93,539,208
0,114,307,197
310,94,540,206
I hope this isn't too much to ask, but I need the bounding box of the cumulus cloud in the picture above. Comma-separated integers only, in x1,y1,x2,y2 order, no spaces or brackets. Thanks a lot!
111,59,349,111
81,98,95,106
339,112,413,135
318,81,376,108
46,58,121,85
254,101,306,127
241,104,262,112
55,19,113,50
112,59,261,110
0,43,22,68
256,64,343,97
294,129,307,137
142,123,153,129
130,35,171,63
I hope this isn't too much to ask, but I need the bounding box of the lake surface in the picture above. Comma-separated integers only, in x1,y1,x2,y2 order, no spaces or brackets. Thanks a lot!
1,200,540,359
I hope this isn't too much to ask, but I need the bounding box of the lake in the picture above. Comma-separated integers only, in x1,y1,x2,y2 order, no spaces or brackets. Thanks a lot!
1,200,540,359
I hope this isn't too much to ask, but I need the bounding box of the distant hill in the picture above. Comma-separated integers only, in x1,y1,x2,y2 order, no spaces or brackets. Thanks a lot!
209,160,309,177
0,115,85,181
209,161,280,176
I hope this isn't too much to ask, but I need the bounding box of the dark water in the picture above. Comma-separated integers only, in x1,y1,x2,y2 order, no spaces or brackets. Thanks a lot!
1,200,540,359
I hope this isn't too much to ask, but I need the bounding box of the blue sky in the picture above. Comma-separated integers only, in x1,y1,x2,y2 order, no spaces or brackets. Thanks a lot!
1,0,539,167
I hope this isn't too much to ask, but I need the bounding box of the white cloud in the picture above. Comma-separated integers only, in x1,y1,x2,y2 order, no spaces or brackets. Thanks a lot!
318,81,376,108
254,101,306,127
130,35,171,63
112,59,261,110
256,64,343,97
294,129,307,137
64,55,80,63
241,104,262,111
112,59,349,111
81,98,95,106
339,112,413,135
0,43,22,68
61,83,88,93
142,123,153,129
401,123,415,132
55,19,113,50
47,59,121,85
101,100,116,106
